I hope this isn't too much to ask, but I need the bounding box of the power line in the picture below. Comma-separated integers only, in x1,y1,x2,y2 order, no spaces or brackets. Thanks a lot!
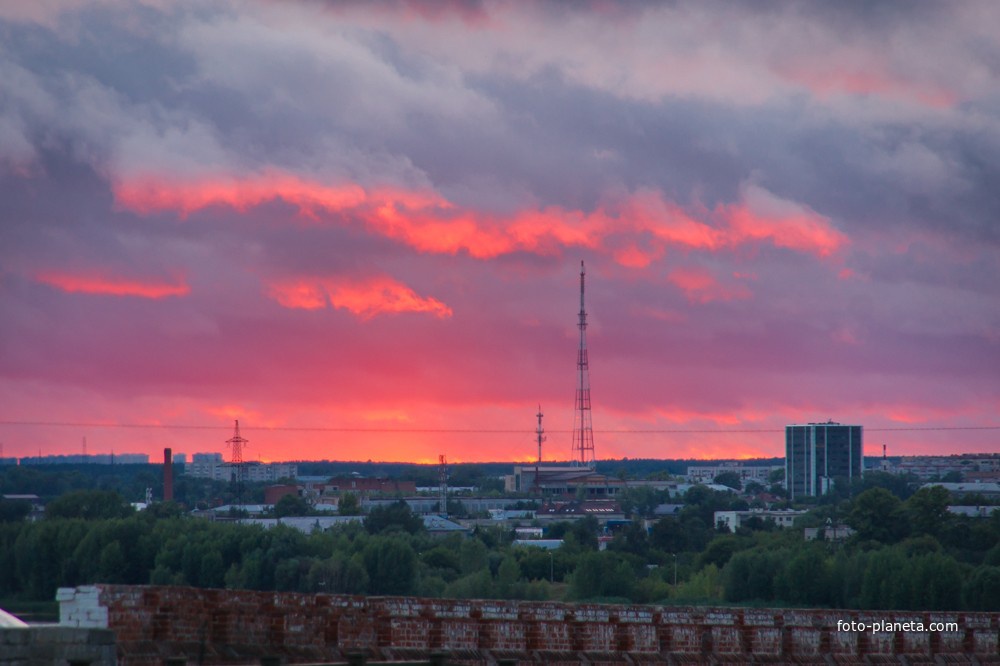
0,420,997,434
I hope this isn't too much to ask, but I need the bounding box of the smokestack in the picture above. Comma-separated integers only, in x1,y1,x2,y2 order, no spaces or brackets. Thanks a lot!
163,448,174,502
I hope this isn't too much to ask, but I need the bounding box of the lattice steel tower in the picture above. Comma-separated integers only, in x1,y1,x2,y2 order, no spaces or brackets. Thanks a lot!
572,261,596,467
226,419,249,507
534,405,545,493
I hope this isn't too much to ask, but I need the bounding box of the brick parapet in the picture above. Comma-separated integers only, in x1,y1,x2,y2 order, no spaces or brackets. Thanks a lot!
55,585,1000,665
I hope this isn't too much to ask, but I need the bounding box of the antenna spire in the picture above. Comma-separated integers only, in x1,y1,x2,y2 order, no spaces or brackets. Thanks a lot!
572,261,596,467
535,406,546,493
438,454,448,517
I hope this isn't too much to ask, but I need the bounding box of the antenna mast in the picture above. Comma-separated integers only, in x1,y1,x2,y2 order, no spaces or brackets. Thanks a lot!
535,406,545,493
572,261,596,467
438,454,448,517
226,420,249,510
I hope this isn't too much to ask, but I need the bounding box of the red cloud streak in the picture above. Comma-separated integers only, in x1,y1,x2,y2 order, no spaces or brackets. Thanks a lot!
36,272,190,299
268,276,453,319
111,173,848,262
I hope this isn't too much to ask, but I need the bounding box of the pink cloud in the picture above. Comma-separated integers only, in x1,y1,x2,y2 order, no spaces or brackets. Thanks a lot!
667,267,752,303
777,60,959,110
268,275,453,319
111,172,847,264
36,272,190,299
717,185,848,257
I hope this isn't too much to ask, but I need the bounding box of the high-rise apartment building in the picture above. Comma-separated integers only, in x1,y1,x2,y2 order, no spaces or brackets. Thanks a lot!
786,422,862,499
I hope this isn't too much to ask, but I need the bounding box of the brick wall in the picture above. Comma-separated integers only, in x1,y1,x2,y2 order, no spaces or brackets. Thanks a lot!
0,626,115,666
59,585,999,665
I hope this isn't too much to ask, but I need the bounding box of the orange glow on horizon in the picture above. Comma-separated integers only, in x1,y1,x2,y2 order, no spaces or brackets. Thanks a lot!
36,272,190,299
3,414,992,462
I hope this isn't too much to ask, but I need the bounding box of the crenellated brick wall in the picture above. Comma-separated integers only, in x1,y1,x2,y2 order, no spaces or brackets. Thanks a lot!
58,585,999,664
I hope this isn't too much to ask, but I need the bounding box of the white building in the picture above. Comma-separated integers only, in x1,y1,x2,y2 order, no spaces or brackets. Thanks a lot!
185,460,297,482
686,462,783,486
922,482,1000,499
714,509,806,532
804,524,855,541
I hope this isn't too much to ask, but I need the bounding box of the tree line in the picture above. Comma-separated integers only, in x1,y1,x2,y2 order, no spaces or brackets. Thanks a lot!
1,478,997,611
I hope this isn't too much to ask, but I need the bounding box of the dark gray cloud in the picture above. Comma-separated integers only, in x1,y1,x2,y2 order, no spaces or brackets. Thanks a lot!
0,0,997,460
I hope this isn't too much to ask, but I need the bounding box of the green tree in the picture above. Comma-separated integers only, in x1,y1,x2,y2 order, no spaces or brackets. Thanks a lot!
909,552,963,610
364,501,423,535
649,517,686,553
608,522,649,557
852,471,918,501
618,487,660,518
274,493,311,518
444,570,493,599
776,547,830,606
495,555,521,598
422,544,461,579
200,550,226,589
698,535,746,569
363,536,417,595
859,547,911,609
675,564,723,602
848,488,909,543
45,490,133,520
0,498,31,522
459,538,489,574
713,471,742,491
338,492,361,516
569,552,636,601
570,516,600,550
723,548,786,603
905,486,951,537
964,566,1000,611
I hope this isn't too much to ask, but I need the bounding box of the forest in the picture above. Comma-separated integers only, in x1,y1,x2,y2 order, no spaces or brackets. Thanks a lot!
1,466,998,613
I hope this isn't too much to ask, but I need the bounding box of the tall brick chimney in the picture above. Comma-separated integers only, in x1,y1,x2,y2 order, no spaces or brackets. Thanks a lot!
163,448,174,502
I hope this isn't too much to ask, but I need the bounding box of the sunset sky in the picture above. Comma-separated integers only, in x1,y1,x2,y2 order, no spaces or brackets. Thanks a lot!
1,1,998,463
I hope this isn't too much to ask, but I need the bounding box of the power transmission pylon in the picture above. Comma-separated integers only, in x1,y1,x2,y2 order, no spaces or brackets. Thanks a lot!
226,420,249,511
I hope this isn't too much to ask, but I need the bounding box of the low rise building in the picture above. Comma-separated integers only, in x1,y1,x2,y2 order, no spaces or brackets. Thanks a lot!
1,494,44,521
947,505,1000,518
506,465,623,497
714,509,807,532
535,500,625,525
686,462,783,486
921,482,1000,499
185,460,297,482
804,524,855,541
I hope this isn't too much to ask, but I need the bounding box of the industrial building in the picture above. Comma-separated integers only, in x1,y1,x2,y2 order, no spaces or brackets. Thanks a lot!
505,464,622,497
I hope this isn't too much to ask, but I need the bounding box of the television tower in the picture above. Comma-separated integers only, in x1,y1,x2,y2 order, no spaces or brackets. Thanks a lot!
226,420,249,508
534,406,546,493
572,261,596,467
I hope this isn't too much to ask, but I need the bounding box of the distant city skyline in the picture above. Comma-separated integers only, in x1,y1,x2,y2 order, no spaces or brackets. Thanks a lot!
1,2,998,463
